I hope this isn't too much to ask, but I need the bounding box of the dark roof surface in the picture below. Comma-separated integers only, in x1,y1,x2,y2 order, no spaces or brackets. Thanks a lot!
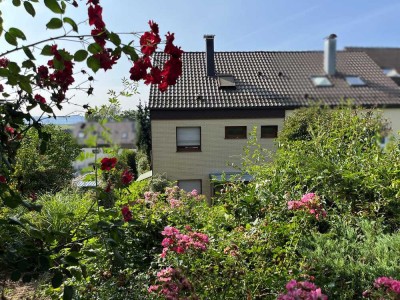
149,51,400,110
345,47,400,71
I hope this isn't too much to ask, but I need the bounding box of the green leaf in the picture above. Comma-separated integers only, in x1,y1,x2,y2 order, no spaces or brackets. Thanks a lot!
5,32,17,46
10,271,21,282
39,256,50,271
22,60,36,69
12,0,21,6
122,45,138,62
8,217,24,226
64,255,79,266
74,49,88,62
24,1,36,17
39,103,53,114
23,46,35,60
51,271,63,288
44,0,64,14
87,42,102,54
57,49,73,61
53,58,64,70
8,62,21,74
0,16,3,37
0,68,9,77
46,18,63,29
63,17,78,32
108,32,121,46
63,286,74,300
18,80,32,94
41,45,53,56
87,55,100,73
9,27,26,40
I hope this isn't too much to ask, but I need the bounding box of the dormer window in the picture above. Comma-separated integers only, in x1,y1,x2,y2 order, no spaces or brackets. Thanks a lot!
218,75,236,89
311,76,332,87
345,76,366,86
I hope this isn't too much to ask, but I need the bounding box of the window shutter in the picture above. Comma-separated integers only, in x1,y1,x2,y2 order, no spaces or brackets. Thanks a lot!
177,127,200,146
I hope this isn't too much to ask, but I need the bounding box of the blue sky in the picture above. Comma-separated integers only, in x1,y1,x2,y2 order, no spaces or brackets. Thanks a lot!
1,0,399,115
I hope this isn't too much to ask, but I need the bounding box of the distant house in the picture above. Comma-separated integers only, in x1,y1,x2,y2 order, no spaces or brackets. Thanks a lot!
72,120,136,149
149,35,400,198
345,47,400,86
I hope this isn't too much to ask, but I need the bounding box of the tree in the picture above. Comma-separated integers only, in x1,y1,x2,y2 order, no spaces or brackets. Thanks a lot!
135,101,151,161
12,125,81,195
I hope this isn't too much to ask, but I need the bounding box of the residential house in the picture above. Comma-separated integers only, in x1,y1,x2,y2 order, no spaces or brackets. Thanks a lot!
149,35,400,198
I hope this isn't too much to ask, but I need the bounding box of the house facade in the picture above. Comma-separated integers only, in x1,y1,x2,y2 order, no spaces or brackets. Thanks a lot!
149,35,400,198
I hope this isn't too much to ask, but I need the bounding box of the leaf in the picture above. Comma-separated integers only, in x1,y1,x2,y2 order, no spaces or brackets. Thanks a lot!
51,271,63,288
9,27,26,40
53,58,64,70
87,42,102,54
8,217,24,227
46,18,63,29
23,47,35,60
0,67,9,77
10,271,21,282
74,49,88,62
12,0,21,6
63,286,74,300
41,45,53,56
122,45,138,62
108,32,121,46
18,80,32,94
57,49,73,60
0,16,3,37
8,62,21,74
39,256,50,271
22,274,32,283
44,0,64,14
22,60,36,69
24,1,36,17
63,17,78,32
5,32,17,46
86,55,100,73
64,255,79,266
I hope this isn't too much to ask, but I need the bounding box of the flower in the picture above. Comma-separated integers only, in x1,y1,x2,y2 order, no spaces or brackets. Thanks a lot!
0,84,3,92
100,157,117,170
140,31,161,56
0,175,6,184
278,279,328,300
288,193,327,220
88,4,105,29
34,94,46,104
0,57,9,68
121,170,134,185
121,205,132,222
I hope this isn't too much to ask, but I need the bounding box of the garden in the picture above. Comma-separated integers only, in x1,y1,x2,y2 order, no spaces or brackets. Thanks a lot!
0,0,399,299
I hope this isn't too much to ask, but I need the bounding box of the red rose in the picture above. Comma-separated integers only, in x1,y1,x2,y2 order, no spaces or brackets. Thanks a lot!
0,175,6,184
140,31,161,56
148,20,159,34
121,205,132,222
88,4,105,29
100,157,117,171
121,170,134,185
34,94,46,104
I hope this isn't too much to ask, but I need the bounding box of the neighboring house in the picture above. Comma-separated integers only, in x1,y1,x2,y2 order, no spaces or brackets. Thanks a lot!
149,35,400,198
72,120,136,148
345,47,400,86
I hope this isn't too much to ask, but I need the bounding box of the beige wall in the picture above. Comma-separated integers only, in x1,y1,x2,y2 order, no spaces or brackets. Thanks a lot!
152,118,284,198
382,108,400,137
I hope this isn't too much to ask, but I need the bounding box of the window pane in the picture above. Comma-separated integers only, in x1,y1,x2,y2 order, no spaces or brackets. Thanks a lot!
345,76,366,86
261,125,278,138
178,179,202,193
225,126,246,139
177,127,201,151
311,76,332,87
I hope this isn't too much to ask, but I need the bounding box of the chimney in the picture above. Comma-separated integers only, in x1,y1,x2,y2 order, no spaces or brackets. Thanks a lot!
204,34,215,76
324,34,337,75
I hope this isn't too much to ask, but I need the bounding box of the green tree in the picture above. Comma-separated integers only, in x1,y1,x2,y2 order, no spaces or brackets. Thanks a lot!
135,102,151,162
12,125,81,195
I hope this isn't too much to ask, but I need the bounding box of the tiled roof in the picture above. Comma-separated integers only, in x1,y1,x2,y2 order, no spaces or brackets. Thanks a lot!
149,51,400,110
345,47,400,71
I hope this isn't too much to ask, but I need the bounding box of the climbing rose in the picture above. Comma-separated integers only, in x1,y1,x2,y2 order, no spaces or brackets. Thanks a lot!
0,57,9,68
100,157,117,170
121,170,134,185
34,94,46,104
121,205,133,222
0,175,6,183
88,4,105,29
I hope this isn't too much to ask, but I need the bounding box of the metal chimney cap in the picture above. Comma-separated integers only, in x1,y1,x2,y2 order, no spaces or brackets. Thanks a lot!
325,33,337,40
203,34,215,39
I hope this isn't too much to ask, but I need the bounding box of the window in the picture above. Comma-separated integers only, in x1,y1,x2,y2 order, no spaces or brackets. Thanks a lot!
311,76,333,87
345,76,366,86
176,127,201,152
218,75,236,89
261,125,278,138
225,126,247,139
78,131,85,138
121,132,128,139
178,179,202,193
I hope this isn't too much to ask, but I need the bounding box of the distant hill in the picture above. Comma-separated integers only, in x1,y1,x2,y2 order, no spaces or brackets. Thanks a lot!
35,115,85,125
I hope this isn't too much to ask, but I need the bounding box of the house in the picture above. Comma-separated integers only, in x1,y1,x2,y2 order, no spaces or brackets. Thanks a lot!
149,35,400,198
345,47,400,86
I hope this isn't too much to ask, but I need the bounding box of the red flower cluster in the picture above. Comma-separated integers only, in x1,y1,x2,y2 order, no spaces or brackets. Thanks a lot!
130,21,183,92
121,205,132,222
363,276,400,298
100,157,117,171
0,175,6,184
288,193,327,220
87,0,119,71
0,58,9,68
148,267,196,300
34,94,46,104
160,226,209,258
121,169,134,185
278,280,328,300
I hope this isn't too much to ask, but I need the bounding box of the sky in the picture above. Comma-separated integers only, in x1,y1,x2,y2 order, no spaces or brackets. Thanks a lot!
1,0,400,116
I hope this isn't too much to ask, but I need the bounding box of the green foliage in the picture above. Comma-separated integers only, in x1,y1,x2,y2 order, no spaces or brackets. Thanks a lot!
136,150,150,175
118,149,137,179
12,125,81,195
135,102,151,161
